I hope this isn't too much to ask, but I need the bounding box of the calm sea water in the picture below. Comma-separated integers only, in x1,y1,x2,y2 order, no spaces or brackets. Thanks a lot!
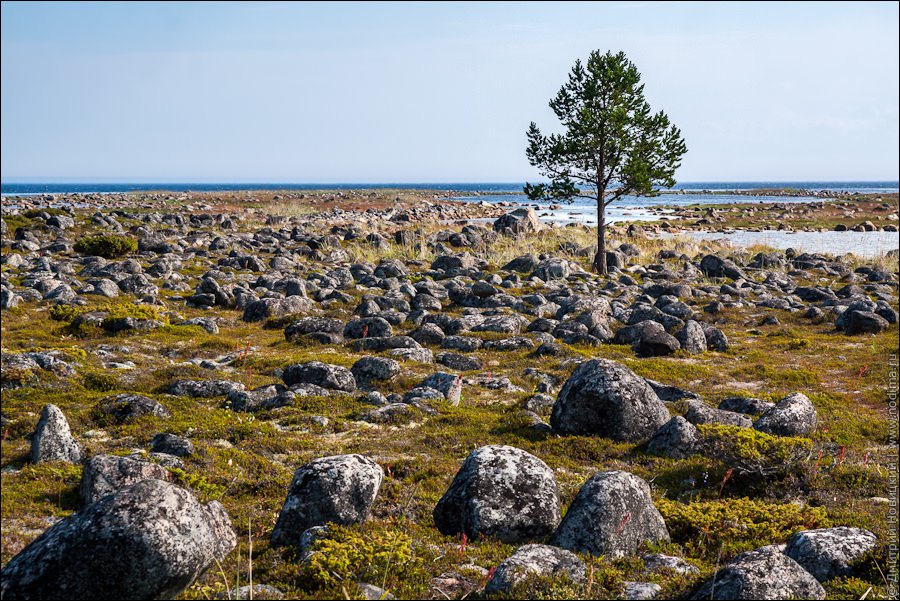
1,181,897,196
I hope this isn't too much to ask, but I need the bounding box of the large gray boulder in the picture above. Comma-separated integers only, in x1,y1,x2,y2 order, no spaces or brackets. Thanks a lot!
271,455,383,547
493,207,542,235
30,404,81,464
842,310,889,335
552,470,669,557
784,527,878,582
550,359,669,442
282,361,356,393
0,479,236,600
79,454,170,505
484,544,586,595
691,545,825,599
753,392,817,437
433,445,561,543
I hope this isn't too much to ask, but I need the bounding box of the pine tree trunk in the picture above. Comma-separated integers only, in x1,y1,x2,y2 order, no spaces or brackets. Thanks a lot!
594,198,607,275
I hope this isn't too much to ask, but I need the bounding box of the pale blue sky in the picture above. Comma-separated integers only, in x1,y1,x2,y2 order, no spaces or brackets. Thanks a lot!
2,1,898,182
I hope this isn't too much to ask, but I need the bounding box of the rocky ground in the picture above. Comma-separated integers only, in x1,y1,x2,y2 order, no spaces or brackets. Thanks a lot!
0,190,898,600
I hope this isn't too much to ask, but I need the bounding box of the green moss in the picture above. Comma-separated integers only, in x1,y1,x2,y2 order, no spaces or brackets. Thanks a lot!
82,371,118,392
302,523,421,591
167,467,227,502
657,497,830,561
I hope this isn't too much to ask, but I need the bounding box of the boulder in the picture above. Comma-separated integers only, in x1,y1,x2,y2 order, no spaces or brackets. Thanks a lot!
753,392,817,437
484,544,586,595
169,379,245,398
0,480,236,600
843,310,889,335
646,416,698,459
433,445,561,543
493,208,542,235
30,404,81,464
282,361,356,393
350,356,401,385
270,455,383,547
242,296,315,322
675,320,707,354
150,432,194,457
550,359,669,442
684,399,753,428
79,454,170,505
691,545,825,599
784,527,878,582
552,470,669,557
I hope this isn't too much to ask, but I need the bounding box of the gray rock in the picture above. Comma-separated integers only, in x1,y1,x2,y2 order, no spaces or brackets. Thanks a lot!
97,392,172,424
553,470,669,558
784,527,878,582
700,254,745,280
676,320,707,354
433,445,561,543
351,356,401,385
169,379,245,398
357,583,394,600
493,208,542,235
684,399,753,428
642,553,699,575
270,455,383,547
282,361,356,393
242,296,315,322
344,316,393,339
550,359,670,442
624,581,662,600
418,372,462,405
484,544,586,595
718,396,775,416
646,416,698,459
363,403,420,424
284,317,345,342
30,404,81,464
691,545,825,599
0,479,236,600
436,352,482,371
180,317,219,334
753,392,817,437
79,454,170,505
643,378,701,402
150,432,194,457
843,310,889,335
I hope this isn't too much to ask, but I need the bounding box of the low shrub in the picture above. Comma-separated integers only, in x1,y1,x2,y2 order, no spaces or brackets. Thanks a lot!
73,235,137,259
698,424,812,476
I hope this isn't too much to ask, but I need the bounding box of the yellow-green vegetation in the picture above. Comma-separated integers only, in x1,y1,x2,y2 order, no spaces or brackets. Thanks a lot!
697,424,813,476
73,234,138,258
657,497,830,560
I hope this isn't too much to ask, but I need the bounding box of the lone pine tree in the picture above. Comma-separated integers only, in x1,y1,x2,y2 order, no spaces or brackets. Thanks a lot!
524,50,687,274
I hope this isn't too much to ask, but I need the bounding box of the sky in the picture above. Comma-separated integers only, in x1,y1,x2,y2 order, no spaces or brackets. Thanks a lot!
1,1,898,183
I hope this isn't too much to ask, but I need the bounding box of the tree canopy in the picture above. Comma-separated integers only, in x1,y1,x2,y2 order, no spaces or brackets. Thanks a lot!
524,50,687,273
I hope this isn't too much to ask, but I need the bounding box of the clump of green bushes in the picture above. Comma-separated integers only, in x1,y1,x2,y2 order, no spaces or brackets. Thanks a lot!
698,424,812,476
74,235,137,258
